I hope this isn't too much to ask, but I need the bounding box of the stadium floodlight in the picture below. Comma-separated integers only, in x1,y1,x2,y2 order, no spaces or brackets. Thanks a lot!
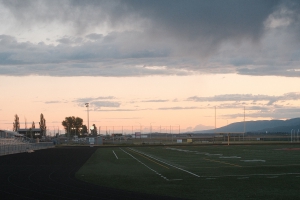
85,103,89,134
71,127,76,137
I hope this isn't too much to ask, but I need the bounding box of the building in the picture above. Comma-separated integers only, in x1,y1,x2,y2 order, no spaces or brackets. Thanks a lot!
18,128,42,138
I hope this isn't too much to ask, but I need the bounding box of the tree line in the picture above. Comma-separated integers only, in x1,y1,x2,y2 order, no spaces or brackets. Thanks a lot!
61,116,97,137
13,113,47,138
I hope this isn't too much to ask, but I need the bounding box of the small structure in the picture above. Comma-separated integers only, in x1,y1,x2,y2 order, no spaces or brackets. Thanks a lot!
86,136,103,145
18,128,42,138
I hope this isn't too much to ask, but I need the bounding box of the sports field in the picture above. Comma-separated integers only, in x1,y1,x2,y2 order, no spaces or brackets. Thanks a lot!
77,144,300,199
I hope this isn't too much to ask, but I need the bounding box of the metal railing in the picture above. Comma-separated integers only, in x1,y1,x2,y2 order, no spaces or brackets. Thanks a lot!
0,137,54,156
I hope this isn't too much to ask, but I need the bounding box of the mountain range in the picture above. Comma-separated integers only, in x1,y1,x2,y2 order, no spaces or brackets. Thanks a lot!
196,118,300,133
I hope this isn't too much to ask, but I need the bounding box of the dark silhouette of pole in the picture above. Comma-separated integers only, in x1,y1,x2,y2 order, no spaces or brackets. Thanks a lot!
85,103,89,134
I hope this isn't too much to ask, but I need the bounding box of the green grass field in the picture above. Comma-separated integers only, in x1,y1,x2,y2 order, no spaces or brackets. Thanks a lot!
76,144,300,199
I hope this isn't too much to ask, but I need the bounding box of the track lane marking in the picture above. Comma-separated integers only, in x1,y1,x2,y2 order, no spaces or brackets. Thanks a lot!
127,149,169,169
112,150,118,159
201,172,300,178
128,148,200,177
119,148,169,181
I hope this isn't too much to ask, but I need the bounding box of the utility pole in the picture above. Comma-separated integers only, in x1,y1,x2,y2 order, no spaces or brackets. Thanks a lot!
215,106,216,133
25,117,27,129
85,103,89,134
244,106,246,141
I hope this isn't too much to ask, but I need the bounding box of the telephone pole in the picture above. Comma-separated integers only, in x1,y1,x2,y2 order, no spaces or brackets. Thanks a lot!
85,103,89,134
243,106,246,140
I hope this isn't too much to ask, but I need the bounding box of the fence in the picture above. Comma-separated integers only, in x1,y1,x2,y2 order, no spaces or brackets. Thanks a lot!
0,138,54,156
102,133,300,145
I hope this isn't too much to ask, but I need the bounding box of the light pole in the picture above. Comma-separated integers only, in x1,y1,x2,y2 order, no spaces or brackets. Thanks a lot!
175,124,180,134
85,103,89,134
68,125,70,139
174,124,180,143
150,122,155,140
136,122,141,139
291,129,293,143
71,127,75,138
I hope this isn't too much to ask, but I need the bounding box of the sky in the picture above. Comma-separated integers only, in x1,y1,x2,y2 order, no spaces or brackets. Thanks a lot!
1,0,300,134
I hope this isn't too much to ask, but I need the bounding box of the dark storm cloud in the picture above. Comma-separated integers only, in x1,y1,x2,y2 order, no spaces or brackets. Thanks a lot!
1,1,300,77
2,0,279,45
4,0,277,40
122,0,278,44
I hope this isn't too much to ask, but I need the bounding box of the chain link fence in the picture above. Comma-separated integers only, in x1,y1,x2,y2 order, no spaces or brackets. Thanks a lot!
0,137,54,156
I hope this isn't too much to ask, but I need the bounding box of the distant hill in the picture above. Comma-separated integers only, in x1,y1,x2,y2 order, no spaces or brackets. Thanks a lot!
196,118,300,133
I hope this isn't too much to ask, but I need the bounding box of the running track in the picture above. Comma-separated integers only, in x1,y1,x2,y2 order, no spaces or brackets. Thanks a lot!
0,147,182,200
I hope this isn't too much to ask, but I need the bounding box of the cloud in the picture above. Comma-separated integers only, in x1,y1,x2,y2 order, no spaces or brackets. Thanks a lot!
142,99,169,103
158,106,199,110
95,109,138,112
86,33,103,41
91,101,121,108
0,1,300,77
187,93,300,105
194,124,214,131
44,101,61,104
222,106,300,120
56,36,83,45
74,96,120,109
75,96,116,103
102,117,142,120
1,1,277,40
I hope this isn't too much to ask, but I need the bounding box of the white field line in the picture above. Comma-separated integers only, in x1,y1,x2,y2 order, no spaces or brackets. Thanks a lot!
267,176,278,178
241,160,265,162
166,147,244,160
119,148,169,181
200,172,300,178
128,148,200,178
237,177,249,179
112,150,118,159
220,156,241,159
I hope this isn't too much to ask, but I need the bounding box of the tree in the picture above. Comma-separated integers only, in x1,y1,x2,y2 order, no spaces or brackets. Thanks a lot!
13,114,20,131
62,116,84,137
91,124,97,136
32,121,35,129
39,113,46,136
81,125,88,136
26,128,33,138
